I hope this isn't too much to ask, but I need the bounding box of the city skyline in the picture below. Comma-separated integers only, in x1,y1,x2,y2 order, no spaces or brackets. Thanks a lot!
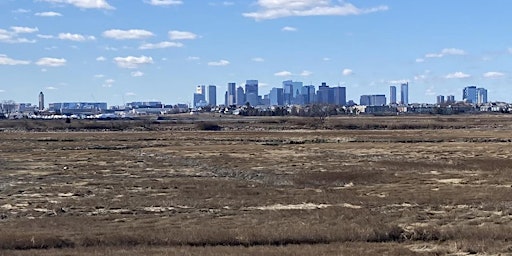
1,1,512,105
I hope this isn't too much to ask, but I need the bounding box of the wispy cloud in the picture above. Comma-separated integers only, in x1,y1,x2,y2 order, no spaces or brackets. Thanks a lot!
243,0,388,20
131,71,144,77
168,30,198,40
103,29,154,40
139,41,183,50
0,54,31,65
113,55,154,69
36,57,67,67
342,68,354,76
208,59,230,66
445,72,471,79
282,26,297,32
425,48,466,58
274,71,292,77
35,11,62,17
144,0,183,6
251,57,265,62
58,32,95,41
38,0,115,10
483,71,505,79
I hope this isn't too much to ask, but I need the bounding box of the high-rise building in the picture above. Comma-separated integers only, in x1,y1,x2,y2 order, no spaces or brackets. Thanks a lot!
390,86,396,105
236,86,245,106
302,85,315,105
360,95,386,106
227,82,236,106
462,86,477,103
193,85,206,108
208,85,217,107
447,95,455,104
317,82,330,104
38,91,44,111
436,95,445,105
269,88,284,106
477,88,488,104
245,80,259,106
400,82,409,105
332,87,347,106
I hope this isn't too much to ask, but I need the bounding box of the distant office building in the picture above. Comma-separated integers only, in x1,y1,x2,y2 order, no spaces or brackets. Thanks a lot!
208,85,217,106
282,80,304,105
437,95,445,104
302,85,316,105
317,82,330,104
390,86,396,105
38,91,44,111
400,82,409,105
477,88,488,104
269,88,284,106
245,80,259,106
463,86,477,103
360,95,386,106
332,86,347,106
49,102,107,114
446,95,455,104
227,82,237,106
193,85,206,108
236,86,245,106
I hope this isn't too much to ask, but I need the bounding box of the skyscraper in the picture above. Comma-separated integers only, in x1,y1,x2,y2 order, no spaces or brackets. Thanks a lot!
269,88,284,106
447,95,455,104
38,91,44,111
400,82,409,105
227,82,236,106
236,86,245,106
477,88,488,104
317,82,330,104
245,80,259,106
193,85,206,108
208,85,217,107
332,86,347,106
437,95,445,105
390,86,396,105
462,86,477,103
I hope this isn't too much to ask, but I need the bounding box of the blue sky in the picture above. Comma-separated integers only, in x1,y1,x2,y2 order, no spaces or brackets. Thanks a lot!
1,0,511,106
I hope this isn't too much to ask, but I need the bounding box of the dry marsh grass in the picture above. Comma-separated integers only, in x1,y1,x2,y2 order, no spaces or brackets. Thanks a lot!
2,116,512,255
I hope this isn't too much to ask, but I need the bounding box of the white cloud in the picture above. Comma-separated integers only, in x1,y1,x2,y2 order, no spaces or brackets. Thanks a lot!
415,58,425,63
35,11,62,17
243,0,388,20
0,90,5,93
208,59,230,66
0,54,31,65
445,72,471,79
274,71,292,77
125,92,137,96
12,9,31,14
144,0,183,6
483,71,505,79
169,30,198,40
96,56,106,62
37,34,54,39
251,57,265,62
114,55,154,68
45,86,58,90
282,26,297,32
11,26,39,33
58,33,95,41
300,70,312,76
323,57,331,61
139,41,183,49
131,71,144,77
388,79,410,85
38,0,114,10
342,68,354,76
36,57,67,67
425,48,466,58
94,74,105,78
103,29,154,40
102,79,115,87
187,56,200,61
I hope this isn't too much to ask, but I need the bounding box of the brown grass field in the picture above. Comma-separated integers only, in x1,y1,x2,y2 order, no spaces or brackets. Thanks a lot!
1,115,512,255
